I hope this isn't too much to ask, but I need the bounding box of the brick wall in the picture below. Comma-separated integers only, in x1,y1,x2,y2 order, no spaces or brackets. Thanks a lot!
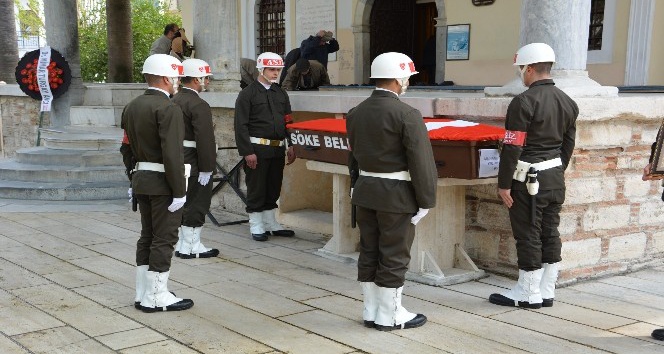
0,87,47,158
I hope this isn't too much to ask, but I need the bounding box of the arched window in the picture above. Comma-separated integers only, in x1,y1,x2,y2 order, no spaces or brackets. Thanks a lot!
257,0,285,56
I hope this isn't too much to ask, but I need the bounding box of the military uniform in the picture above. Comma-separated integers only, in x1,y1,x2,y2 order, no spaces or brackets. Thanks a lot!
172,87,217,227
234,80,292,214
121,89,186,272
281,60,330,91
347,89,437,288
498,79,578,270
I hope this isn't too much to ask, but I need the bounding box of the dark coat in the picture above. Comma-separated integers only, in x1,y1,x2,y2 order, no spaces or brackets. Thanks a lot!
121,89,186,197
234,80,292,159
281,60,330,91
498,79,579,191
279,48,301,85
300,36,339,68
347,90,437,214
171,88,217,175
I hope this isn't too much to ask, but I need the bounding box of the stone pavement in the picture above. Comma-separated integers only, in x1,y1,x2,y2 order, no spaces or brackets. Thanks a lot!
0,200,663,354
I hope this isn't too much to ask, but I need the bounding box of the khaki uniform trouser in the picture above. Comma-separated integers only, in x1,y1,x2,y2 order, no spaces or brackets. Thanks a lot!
509,188,565,271
356,206,415,288
136,194,183,272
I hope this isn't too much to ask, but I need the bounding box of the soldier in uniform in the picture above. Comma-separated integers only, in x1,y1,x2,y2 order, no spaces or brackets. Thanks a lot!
172,58,220,259
234,52,297,242
347,52,437,331
489,43,578,309
121,54,193,313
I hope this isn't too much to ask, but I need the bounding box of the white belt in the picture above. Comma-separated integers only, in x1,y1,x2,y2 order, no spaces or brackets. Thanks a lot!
360,170,411,181
250,136,285,147
513,157,562,182
135,162,165,172
183,140,196,148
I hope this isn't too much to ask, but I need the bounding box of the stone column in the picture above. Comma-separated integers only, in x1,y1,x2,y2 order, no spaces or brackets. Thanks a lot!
485,0,617,97
193,0,240,92
433,0,447,84
44,0,84,127
352,24,370,85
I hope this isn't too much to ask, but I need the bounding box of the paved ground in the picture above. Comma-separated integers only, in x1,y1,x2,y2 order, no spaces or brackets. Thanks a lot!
0,199,663,353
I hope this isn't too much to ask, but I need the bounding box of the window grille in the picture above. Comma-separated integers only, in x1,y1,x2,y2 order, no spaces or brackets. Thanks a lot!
588,0,605,50
257,0,285,56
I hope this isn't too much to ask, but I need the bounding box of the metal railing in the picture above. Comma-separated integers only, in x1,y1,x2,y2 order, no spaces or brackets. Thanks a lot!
16,30,41,49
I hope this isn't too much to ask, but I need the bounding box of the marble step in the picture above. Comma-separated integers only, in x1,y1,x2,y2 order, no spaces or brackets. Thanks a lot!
16,147,123,167
82,83,147,106
39,126,122,151
0,180,127,200
70,106,123,127
0,160,125,183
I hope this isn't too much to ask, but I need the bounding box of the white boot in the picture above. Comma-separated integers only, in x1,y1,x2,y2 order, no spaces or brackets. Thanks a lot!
540,262,560,307
489,268,544,308
134,265,148,308
174,227,183,256
140,270,193,312
262,209,294,236
178,226,219,258
374,286,426,331
361,282,379,327
249,212,268,241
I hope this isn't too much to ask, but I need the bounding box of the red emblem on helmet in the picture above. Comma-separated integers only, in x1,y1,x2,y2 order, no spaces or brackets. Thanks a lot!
408,62,416,72
171,64,177,70
177,65,184,75
513,54,518,64
399,63,405,70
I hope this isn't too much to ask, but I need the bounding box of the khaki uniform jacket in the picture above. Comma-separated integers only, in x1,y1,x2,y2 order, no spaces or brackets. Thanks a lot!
281,60,330,91
498,79,578,191
172,88,217,176
234,81,292,159
347,90,437,214
121,89,186,197
149,35,171,55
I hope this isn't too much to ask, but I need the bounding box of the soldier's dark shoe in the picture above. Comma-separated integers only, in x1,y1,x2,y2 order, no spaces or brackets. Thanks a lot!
140,298,194,313
178,248,220,259
542,298,554,307
252,233,269,241
268,229,295,237
489,293,542,309
652,328,664,341
363,320,375,328
375,314,427,331
135,292,177,309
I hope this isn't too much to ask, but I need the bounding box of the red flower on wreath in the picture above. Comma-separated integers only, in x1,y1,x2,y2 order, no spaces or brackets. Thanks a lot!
18,59,65,93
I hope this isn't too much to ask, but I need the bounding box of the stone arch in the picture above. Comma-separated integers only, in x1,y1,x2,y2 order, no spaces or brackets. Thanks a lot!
352,0,447,84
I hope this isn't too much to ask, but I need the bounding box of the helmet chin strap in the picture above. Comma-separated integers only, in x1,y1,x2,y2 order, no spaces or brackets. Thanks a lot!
397,77,410,95
519,65,528,85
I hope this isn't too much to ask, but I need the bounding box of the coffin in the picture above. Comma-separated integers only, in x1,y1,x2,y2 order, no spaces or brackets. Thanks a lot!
287,118,505,179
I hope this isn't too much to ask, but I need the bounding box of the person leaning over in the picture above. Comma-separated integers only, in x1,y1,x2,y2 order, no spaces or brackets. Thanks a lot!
120,54,193,313
172,58,220,259
348,52,437,331
300,30,339,69
150,23,179,55
234,52,297,242
281,58,330,91
489,43,578,309
641,127,664,342
240,58,259,89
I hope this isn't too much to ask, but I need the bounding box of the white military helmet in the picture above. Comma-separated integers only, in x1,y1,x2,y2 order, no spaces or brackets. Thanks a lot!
255,52,284,70
513,43,556,66
370,52,418,79
142,54,184,77
182,58,212,77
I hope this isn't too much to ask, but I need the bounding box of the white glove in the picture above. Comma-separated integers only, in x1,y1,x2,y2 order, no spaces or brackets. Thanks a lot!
198,172,212,186
168,196,187,212
350,188,354,198
411,208,429,225
127,188,132,203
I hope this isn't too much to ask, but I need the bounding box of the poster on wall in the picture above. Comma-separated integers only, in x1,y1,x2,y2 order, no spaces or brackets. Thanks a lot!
295,0,336,62
446,24,470,60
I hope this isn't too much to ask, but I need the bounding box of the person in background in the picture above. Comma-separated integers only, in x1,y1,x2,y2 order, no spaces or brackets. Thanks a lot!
240,58,259,89
279,47,301,85
300,30,339,69
234,52,296,242
281,58,330,91
347,52,437,331
150,23,180,56
172,58,219,259
170,28,190,61
489,43,578,310
121,54,193,313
